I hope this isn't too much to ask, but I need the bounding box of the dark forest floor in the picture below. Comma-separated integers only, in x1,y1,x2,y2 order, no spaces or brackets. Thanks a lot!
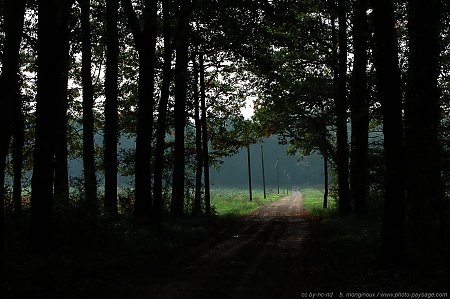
1,195,449,298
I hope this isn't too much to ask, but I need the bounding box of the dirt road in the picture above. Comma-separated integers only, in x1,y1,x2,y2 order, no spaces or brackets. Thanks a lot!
139,191,312,299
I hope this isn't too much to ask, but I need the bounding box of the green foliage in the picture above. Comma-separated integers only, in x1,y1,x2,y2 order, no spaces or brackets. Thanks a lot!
211,188,283,216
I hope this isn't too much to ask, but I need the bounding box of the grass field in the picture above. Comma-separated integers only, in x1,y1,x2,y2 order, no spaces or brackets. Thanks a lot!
300,187,337,217
211,187,337,218
211,188,284,216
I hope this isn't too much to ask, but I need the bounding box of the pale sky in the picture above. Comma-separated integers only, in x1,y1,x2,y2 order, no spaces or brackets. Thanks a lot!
240,96,255,119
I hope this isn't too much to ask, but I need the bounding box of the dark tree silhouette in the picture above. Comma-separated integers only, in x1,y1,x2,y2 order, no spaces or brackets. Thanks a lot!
54,4,72,205
193,54,203,215
405,0,445,262
80,0,98,217
323,154,329,209
246,146,253,202
335,0,351,215
171,2,191,217
54,79,70,206
31,0,73,252
104,0,119,217
350,0,369,214
153,0,174,226
0,0,26,258
370,0,406,262
12,100,25,213
121,0,158,224
200,53,211,215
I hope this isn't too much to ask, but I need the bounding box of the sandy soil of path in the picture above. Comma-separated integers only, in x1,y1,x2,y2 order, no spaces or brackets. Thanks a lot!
135,192,313,299
250,190,308,217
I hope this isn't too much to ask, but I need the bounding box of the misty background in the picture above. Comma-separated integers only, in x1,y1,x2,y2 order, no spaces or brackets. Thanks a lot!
64,134,325,191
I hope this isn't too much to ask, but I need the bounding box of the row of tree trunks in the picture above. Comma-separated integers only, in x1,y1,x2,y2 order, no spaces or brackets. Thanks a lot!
335,0,445,265
0,0,27,259
104,0,119,217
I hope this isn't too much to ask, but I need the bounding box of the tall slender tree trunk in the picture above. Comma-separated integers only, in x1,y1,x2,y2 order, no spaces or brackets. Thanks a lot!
193,54,203,215
80,0,98,218
261,144,266,199
104,0,119,217
276,159,280,194
200,53,211,215
171,4,190,217
54,90,70,205
350,0,369,214
247,146,253,202
121,0,158,224
323,154,329,209
31,0,73,252
336,0,351,215
370,0,406,262
153,0,173,226
12,100,25,213
54,2,72,206
0,0,26,259
405,0,445,263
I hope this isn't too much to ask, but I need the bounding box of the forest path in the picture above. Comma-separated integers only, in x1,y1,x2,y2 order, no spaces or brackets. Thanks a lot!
250,190,308,217
138,192,312,299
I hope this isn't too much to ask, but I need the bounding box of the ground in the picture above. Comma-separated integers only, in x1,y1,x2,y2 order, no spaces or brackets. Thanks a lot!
133,191,314,298
2,191,448,298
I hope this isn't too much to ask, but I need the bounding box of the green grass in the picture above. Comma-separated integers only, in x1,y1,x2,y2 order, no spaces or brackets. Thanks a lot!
211,188,284,216
300,187,337,218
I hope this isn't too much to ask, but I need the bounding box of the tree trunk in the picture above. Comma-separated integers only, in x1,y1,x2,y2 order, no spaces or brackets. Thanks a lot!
200,53,211,215
193,54,203,215
31,0,73,252
247,146,253,202
80,0,98,218
54,1,72,206
12,100,25,213
261,144,266,199
323,154,329,209
276,159,280,194
350,0,369,214
121,0,158,224
171,4,190,217
0,0,26,259
152,0,173,226
405,0,445,263
54,83,70,206
104,0,119,217
370,0,406,262
336,0,351,215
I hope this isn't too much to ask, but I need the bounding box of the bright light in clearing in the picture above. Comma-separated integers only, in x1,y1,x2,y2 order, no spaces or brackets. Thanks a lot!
241,96,255,119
